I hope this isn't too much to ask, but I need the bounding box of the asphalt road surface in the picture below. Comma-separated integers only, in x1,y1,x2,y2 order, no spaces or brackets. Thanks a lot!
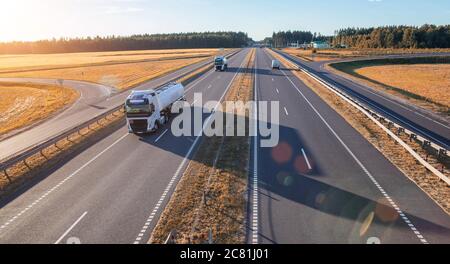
247,48,450,244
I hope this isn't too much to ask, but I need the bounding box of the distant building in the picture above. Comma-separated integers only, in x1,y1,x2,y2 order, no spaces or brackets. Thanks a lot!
288,42,300,48
311,41,330,49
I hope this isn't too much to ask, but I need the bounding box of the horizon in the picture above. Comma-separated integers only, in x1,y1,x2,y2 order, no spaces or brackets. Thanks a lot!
1,0,449,42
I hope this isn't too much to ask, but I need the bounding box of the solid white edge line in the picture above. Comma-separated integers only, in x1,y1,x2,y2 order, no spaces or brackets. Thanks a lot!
252,49,259,245
136,50,250,244
55,211,88,244
301,148,312,170
154,129,169,143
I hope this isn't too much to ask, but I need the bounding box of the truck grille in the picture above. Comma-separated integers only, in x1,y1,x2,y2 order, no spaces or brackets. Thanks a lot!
129,120,148,133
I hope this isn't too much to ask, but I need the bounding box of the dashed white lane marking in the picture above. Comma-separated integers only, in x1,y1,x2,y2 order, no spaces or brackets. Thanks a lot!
301,148,312,170
154,129,169,143
0,134,129,235
252,51,259,245
280,69,429,244
284,107,289,116
271,78,274,82
54,211,87,244
185,69,215,93
207,84,212,90
135,51,249,244
276,88,279,94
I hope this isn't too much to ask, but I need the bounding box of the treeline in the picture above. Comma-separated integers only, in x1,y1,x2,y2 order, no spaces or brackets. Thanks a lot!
0,32,251,54
333,25,450,49
269,31,330,48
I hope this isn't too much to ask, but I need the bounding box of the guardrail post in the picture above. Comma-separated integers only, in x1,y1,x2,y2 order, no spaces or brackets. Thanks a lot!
410,134,417,142
397,127,405,136
23,159,31,170
2,168,12,183
40,149,48,160
208,228,213,244
423,141,431,150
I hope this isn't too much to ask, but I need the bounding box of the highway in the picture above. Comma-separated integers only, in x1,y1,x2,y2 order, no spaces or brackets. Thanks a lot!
0,53,234,162
248,48,450,244
275,50,450,150
0,49,250,244
0,47,449,244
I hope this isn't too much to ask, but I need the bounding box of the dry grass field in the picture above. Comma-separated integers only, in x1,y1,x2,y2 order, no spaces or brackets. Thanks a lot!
283,48,450,62
0,49,219,73
329,57,450,115
0,82,79,136
355,64,450,108
0,48,225,90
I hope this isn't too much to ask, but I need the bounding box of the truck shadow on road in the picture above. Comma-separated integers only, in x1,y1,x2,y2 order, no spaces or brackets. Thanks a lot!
134,110,450,244
255,122,450,244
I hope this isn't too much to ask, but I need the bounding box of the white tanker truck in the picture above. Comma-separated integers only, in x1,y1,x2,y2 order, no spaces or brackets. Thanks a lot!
125,82,185,134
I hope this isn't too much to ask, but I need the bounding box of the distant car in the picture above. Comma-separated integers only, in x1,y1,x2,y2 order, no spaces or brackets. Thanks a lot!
272,60,281,70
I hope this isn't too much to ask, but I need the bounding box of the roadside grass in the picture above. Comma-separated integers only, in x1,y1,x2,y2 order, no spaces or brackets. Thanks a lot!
268,48,450,214
0,82,79,137
150,49,256,244
328,57,450,115
0,49,219,73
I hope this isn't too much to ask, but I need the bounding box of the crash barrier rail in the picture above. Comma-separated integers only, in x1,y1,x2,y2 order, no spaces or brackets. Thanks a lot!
273,49,450,185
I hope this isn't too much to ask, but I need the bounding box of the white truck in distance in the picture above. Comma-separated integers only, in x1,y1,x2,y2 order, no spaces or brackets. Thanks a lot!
125,82,185,134
214,56,228,71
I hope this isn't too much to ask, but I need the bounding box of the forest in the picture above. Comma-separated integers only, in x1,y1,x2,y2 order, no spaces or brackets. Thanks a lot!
0,32,251,54
266,25,449,49
332,24,450,49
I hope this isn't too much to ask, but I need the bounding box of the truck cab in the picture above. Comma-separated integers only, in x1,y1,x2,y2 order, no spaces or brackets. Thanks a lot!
125,91,160,133
214,56,228,71
125,83,184,134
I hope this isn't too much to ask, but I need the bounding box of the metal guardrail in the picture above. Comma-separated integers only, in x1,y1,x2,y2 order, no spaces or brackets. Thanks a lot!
0,49,241,177
271,49,450,185
0,105,124,177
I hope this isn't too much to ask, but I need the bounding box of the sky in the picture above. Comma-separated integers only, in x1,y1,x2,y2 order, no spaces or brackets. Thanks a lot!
0,0,449,42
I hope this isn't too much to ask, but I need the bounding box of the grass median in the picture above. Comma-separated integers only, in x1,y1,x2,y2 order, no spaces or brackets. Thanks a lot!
268,48,450,214
150,49,256,244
